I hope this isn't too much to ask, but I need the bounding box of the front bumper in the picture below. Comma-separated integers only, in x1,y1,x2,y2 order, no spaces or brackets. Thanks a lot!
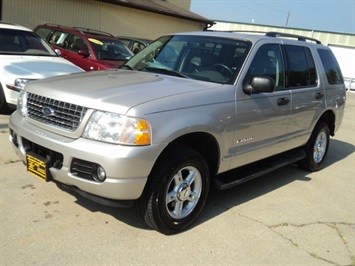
9,111,166,201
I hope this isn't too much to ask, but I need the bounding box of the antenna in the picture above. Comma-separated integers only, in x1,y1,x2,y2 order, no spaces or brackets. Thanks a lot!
286,11,290,26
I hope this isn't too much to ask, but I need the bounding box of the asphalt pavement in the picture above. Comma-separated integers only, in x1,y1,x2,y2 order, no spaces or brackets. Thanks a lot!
1,92,354,265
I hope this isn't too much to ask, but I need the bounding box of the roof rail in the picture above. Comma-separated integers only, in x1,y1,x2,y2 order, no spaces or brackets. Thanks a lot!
41,24,114,37
73,27,114,37
43,23,69,28
205,29,267,34
266,32,321,44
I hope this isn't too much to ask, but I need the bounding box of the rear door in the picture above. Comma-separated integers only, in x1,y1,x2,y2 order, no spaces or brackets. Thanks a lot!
42,29,70,57
283,44,325,147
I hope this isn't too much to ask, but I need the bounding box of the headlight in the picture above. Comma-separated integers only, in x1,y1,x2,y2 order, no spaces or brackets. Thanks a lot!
7,79,36,91
14,78,36,89
83,111,151,145
17,90,27,117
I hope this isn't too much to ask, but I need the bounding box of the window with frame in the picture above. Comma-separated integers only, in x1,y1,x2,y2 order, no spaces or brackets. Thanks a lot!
317,48,344,85
285,45,317,88
49,31,69,48
245,44,284,89
67,35,88,52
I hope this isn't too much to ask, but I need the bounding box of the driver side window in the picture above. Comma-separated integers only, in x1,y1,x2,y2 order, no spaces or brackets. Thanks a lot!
67,35,88,53
246,44,284,89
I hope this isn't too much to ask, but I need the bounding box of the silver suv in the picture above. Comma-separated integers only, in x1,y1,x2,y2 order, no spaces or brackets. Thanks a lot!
9,31,346,234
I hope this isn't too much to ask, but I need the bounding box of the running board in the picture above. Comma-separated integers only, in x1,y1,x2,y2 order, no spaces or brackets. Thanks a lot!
214,148,306,190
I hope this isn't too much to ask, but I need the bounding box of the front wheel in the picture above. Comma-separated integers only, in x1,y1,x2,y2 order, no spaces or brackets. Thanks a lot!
299,122,330,172
137,146,210,235
0,85,10,114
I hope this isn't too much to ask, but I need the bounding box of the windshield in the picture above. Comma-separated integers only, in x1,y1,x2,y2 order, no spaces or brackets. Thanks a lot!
0,28,57,56
125,34,251,84
89,37,133,61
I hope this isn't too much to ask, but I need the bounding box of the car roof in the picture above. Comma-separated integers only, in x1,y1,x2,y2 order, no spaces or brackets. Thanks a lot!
35,24,117,40
171,30,323,46
0,21,32,32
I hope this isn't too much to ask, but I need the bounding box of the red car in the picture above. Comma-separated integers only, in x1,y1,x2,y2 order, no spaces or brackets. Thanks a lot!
34,24,133,71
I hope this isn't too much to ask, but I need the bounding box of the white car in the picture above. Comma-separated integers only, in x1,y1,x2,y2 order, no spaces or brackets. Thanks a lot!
0,21,83,113
344,77,355,91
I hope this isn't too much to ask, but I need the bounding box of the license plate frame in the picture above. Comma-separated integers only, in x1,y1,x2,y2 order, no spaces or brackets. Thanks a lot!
26,152,51,182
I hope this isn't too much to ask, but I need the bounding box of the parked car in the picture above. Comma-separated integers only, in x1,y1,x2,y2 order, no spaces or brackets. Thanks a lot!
34,24,133,71
9,31,346,234
117,36,151,54
344,77,355,91
0,21,83,113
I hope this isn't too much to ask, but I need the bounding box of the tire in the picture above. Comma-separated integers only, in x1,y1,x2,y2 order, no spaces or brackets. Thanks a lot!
137,146,210,235
0,85,10,114
299,122,330,172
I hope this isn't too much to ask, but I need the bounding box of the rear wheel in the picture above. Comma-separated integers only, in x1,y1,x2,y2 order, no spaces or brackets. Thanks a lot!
299,122,330,171
138,146,210,235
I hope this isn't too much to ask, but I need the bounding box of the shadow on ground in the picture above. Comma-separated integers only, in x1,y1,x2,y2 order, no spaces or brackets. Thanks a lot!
61,138,354,233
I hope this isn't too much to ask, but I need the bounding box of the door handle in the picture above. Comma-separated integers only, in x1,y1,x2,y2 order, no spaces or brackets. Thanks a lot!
277,97,290,106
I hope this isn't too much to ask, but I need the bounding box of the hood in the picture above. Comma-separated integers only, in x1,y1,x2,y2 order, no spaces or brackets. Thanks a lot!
25,69,222,114
0,55,83,78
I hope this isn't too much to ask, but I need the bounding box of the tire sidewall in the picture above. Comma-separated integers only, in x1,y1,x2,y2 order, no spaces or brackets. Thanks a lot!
0,84,9,113
306,122,330,171
148,148,210,234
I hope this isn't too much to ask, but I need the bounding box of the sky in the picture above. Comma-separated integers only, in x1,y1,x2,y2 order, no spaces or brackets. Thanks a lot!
190,0,355,34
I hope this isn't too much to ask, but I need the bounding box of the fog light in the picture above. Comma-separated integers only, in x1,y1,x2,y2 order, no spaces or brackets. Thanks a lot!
94,165,106,182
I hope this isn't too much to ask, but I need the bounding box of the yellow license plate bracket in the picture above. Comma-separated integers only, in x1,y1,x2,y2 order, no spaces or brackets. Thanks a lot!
26,152,51,181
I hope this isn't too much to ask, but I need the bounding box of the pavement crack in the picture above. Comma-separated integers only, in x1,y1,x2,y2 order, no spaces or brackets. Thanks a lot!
4,159,22,164
238,213,355,265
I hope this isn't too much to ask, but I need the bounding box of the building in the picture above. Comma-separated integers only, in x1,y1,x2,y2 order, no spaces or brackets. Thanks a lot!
0,0,214,40
1,0,353,81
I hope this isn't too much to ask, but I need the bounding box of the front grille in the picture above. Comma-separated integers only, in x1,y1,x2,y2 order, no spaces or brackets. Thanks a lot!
27,93,87,131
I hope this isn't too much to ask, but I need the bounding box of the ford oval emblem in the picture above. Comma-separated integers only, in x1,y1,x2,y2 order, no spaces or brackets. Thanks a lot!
42,106,54,116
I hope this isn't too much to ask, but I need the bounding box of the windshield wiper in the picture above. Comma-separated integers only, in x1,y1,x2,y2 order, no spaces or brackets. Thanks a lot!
145,67,190,79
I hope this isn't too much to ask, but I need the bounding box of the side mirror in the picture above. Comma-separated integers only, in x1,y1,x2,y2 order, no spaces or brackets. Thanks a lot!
78,49,90,57
54,49,61,56
243,76,275,95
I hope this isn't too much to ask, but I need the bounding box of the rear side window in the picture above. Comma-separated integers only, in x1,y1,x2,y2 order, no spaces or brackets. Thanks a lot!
34,27,51,40
284,45,317,88
317,49,344,84
48,30,69,48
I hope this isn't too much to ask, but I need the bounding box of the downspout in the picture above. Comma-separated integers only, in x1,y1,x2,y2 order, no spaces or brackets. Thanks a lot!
0,0,2,20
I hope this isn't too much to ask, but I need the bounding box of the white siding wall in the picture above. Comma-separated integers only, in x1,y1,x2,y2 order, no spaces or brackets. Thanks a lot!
2,0,203,39
329,45,355,79
211,21,355,47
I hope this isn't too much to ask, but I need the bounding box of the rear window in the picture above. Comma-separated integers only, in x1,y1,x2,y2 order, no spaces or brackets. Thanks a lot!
317,49,344,84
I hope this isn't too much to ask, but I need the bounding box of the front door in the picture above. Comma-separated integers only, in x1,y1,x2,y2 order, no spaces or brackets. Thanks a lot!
229,43,291,169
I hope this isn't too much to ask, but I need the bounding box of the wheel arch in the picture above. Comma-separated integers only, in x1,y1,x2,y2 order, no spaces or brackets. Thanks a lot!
152,132,220,177
318,110,336,136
